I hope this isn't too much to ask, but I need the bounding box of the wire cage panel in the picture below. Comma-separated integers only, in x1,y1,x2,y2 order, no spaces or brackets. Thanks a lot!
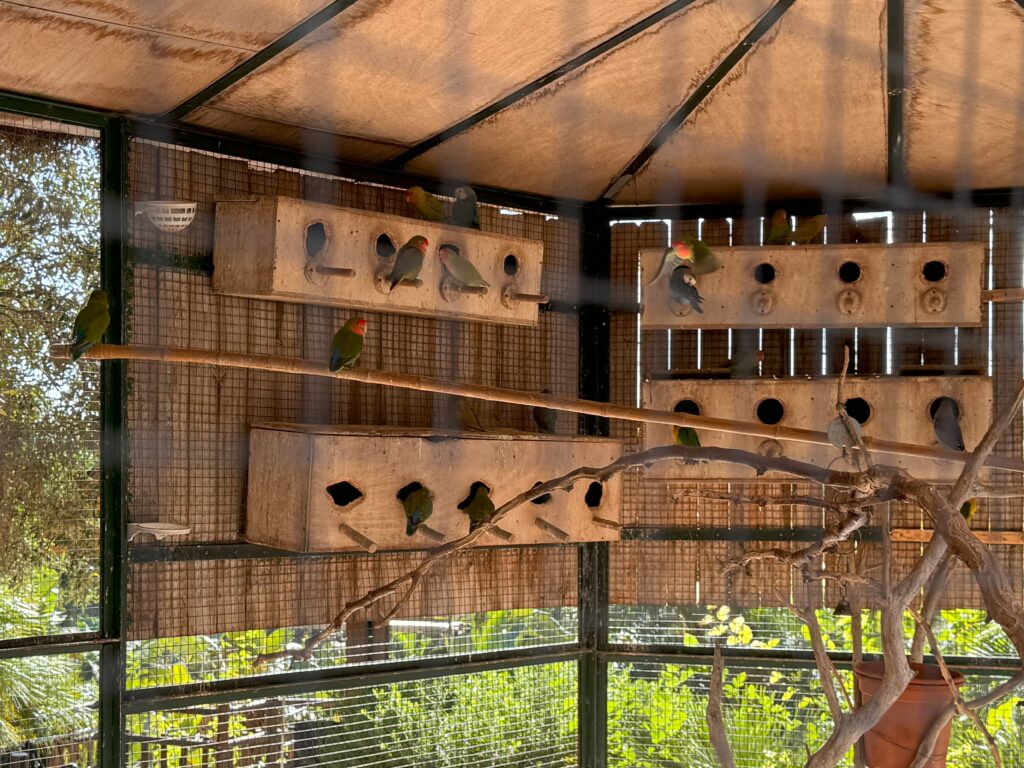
641,375,992,481
246,424,622,552
213,195,546,325
640,241,985,329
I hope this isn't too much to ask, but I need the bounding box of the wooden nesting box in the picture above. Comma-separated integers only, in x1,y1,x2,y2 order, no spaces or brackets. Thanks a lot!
246,424,623,553
214,196,545,325
642,375,992,481
640,242,984,329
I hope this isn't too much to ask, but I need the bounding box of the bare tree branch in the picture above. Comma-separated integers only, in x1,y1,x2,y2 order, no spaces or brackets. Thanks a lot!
707,645,736,768
789,605,850,720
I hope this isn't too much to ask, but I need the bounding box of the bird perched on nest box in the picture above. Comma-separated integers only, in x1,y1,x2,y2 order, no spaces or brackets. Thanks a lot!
451,185,480,229
459,482,496,531
398,483,434,536
387,235,429,290
328,317,366,372
648,241,694,285
69,289,110,361
439,244,489,288
669,265,704,314
932,397,965,452
791,215,827,245
406,186,448,223
680,235,722,276
765,209,792,245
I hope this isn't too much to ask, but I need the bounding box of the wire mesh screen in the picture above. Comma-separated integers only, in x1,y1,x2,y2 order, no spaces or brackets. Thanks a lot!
0,651,98,765
0,113,101,640
607,660,1023,767
125,660,577,768
127,546,577,687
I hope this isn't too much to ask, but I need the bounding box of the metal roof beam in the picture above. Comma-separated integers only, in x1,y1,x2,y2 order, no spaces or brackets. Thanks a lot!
597,0,797,202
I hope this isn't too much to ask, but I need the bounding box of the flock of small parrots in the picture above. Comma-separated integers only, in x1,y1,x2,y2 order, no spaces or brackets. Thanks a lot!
69,198,974,536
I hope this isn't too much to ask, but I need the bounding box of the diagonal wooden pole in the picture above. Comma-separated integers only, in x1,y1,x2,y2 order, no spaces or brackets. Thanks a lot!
50,343,1024,474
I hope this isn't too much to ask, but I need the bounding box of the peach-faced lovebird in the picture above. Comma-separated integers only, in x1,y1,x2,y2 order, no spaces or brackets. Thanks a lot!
398,483,434,536
765,209,792,244
933,397,964,451
533,389,557,434
70,289,110,361
406,186,448,223
388,235,428,290
648,241,694,285
669,265,704,314
458,482,495,531
681,235,721,276
438,244,489,288
328,317,366,372
791,215,827,244
452,185,480,229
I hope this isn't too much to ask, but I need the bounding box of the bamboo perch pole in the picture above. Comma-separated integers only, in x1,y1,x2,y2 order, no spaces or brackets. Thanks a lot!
50,343,1024,474
983,288,1024,303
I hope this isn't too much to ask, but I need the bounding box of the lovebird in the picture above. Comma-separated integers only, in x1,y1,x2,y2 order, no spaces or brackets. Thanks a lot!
791,215,827,245
765,209,792,244
405,186,448,223
70,289,110,361
328,317,366,372
673,425,700,448
533,389,557,434
647,241,694,285
681,235,722,276
399,484,434,536
669,265,704,314
960,498,977,523
387,235,429,290
439,244,490,288
723,350,765,377
933,397,965,451
458,482,496,531
451,185,480,229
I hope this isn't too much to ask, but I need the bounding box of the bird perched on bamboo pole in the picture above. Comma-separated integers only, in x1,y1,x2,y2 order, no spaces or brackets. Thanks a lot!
69,289,109,361
328,317,366,372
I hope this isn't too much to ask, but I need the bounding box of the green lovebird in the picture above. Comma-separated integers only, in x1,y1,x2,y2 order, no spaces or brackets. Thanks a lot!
533,389,557,434
387,235,429,290
405,186,448,223
328,317,367,372
647,241,694,285
70,289,110,361
438,244,490,288
680,235,722,276
673,425,700,448
398,483,434,536
458,482,496,531
791,215,827,245
960,498,977,523
765,209,792,244
451,185,480,229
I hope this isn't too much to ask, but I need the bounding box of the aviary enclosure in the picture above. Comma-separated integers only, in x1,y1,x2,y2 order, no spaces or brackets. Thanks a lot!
1,1,1024,767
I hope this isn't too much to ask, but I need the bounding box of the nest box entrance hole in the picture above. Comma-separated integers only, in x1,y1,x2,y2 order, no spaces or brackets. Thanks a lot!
838,261,862,283
305,221,328,260
376,233,397,259
396,481,425,502
929,396,960,420
503,254,520,276
756,398,785,425
584,482,604,509
458,481,492,510
922,260,947,283
844,397,871,424
326,480,364,508
753,263,776,284
530,481,552,505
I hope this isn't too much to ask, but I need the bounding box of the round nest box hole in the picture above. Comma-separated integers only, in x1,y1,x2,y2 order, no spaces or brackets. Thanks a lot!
305,221,328,260
838,261,862,284
843,397,871,425
929,396,960,420
753,263,776,284
756,398,785,425
922,260,947,283
503,254,521,276
396,481,424,502
584,481,604,509
673,399,701,416
375,233,397,259
326,481,364,508
530,481,552,506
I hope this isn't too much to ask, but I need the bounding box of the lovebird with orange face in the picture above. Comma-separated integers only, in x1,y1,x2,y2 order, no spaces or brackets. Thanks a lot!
328,317,366,372
387,235,429,290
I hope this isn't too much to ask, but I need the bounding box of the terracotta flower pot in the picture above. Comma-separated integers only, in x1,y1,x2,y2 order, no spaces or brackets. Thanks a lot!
854,660,964,767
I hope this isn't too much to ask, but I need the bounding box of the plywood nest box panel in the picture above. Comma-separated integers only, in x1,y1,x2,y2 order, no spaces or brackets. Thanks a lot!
643,376,992,481
214,196,546,325
246,424,623,553
640,243,984,329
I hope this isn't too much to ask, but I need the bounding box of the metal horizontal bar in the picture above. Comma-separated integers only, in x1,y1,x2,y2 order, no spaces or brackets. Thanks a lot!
127,119,584,216
124,647,585,713
621,526,884,543
0,88,113,128
386,0,701,168
164,0,363,122
0,633,111,660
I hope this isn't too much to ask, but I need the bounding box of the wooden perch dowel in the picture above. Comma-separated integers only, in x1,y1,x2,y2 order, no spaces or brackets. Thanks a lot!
982,288,1024,303
50,343,1024,474
892,528,1024,545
